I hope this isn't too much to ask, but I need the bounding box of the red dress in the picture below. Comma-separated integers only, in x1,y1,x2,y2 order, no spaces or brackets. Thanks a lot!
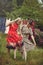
7,23,22,45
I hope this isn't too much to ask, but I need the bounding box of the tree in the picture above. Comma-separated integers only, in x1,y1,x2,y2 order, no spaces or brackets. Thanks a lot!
0,0,43,27
0,0,17,17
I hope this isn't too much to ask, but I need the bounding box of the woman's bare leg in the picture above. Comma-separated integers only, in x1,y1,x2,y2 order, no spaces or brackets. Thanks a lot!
22,45,27,61
14,48,17,59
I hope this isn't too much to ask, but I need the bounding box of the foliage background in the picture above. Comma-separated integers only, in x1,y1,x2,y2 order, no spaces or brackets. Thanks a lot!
0,0,43,27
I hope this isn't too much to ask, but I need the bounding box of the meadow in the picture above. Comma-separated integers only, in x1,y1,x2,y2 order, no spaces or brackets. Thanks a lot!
0,33,43,65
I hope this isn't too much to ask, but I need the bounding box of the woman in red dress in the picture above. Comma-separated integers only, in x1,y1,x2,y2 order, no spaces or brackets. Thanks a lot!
6,18,22,59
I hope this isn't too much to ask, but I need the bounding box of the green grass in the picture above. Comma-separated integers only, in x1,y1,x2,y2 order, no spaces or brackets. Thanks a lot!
0,33,43,65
